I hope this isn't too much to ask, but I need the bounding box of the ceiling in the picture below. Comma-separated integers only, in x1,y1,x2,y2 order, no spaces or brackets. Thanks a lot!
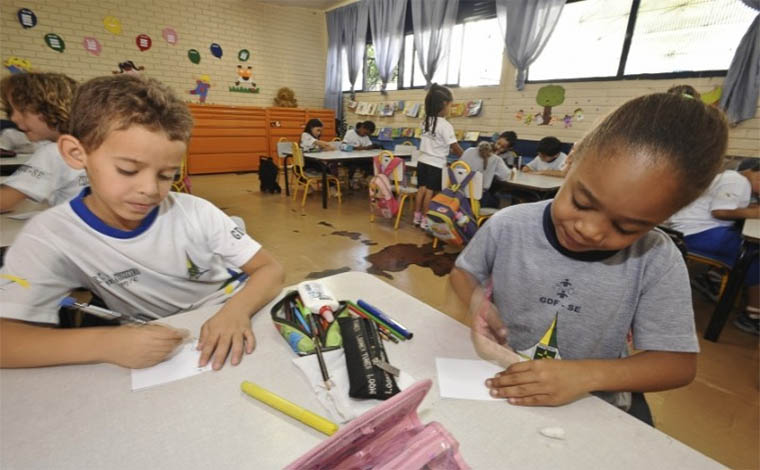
256,0,351,10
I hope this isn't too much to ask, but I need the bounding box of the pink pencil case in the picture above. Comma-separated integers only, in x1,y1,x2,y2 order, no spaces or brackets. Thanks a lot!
285,379,470,470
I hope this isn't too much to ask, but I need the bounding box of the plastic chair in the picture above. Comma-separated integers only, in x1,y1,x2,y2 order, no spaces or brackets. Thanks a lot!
369,150,418,229
291,142,341,207
432,161,493,249
277,138,296,194
171,152,191,193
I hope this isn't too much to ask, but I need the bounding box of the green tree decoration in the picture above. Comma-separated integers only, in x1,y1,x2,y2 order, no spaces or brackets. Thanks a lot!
536,85,565,126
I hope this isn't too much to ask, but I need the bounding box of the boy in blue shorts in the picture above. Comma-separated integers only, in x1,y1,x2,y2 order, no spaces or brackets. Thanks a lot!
0,75,284,370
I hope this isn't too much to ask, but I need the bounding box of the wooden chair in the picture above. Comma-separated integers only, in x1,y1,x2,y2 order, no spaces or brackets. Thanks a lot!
369,150,418,229
290,142,341,207
171,153,191,193
432,161,494,249
402,140,415,146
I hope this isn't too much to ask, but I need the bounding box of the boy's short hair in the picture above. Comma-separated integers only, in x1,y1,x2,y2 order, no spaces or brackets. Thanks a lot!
68,75,193,152
499,131,517,147
667,84,700,100
536,136,562,157
0,72,78,133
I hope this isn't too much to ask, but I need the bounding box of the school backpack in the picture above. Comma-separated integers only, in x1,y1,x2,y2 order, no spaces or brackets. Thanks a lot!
259,157,282,194
369,155,403,218
425,166,479,247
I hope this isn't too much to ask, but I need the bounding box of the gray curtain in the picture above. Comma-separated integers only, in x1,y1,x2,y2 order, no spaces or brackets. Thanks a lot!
368,0,408,94
719,0,760,124
495,0,565,90
411,0,459,88
324,8,344,119
343,2,369,99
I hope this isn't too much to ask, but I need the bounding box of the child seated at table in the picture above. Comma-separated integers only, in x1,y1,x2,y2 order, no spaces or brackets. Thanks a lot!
0,72,87,212
460,142,511,208
0,119,36,154
494,131,518,168
666,163,759,334
342,121,379,150
301,118,336,152
451,93,728,424
0,75,284,370
522,136,568,176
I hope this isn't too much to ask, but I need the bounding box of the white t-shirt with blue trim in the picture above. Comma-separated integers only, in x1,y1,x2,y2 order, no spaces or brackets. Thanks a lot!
0,189,261,324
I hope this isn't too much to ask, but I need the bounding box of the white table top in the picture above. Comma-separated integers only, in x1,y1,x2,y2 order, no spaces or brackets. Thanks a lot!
742,218,760,241
504,171,564,190
0,199,47,248
304,147,413,161
0,153,32,167
0,272,721,469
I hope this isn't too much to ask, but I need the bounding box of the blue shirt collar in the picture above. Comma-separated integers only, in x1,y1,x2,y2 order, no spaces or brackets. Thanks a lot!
542,202,619,262
69,187,160,239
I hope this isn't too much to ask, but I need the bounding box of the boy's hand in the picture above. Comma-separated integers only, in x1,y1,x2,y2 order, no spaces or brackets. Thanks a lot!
469,288,522,369
486,359,589,406
197,307,255,370
105,324,188,369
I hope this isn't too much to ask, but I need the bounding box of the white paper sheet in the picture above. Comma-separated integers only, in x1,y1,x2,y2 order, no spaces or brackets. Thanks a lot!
131,341,211,391
435,357,504,401
6,211,41,220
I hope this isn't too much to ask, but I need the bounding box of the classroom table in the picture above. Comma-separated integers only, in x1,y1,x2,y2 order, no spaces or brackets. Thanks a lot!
0,153,32,175
495,171,564,200
0,199,47,248
704,218,760,341
0,272,723,469
304,148,411,209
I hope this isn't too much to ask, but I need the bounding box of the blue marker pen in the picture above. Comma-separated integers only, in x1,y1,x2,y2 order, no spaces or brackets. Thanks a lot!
357,300,413,340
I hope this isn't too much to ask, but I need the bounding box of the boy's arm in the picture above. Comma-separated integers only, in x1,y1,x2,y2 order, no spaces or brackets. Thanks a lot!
0,185,29,212
712,205,760,220
197,248,284,370
0,318,187,369
486,350,696,406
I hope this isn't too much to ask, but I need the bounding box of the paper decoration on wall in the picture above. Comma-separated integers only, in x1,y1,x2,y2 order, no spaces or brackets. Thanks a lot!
83,37,102,56
367,103,377,115
45,34,65,53
371,126,380,137
136,34,152,52
395,100,405,111
273,87,298,107
391,128,402,138
230,65,260,93
573,108,584,121
188,49,201,64
454,129,464,141
379,102,395,116
701,86,722,105
210,43,223,59
404,103,420,118
238,49,250,61
562,114,573,128
464,131,480,141
536,85,565,126
162,28,178,45
4,57,32,74
401,128,414,138
378,128,392,141
103,16,122,35
465,100,482,117
189,75,211,103
515,109,524,121
449,103,465,118
414,128,422,138
113,60,145,74
17,8,37,29
347,100,358,110
533,112,545,125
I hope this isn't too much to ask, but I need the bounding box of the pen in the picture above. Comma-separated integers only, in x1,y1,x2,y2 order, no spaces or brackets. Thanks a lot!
59,297,147,325
347,302,406,341
308,313,332,390
240,381,338,436
291,301,311,334
357,300,413,340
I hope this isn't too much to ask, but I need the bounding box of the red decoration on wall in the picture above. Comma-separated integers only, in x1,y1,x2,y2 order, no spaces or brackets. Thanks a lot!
136,34,152,52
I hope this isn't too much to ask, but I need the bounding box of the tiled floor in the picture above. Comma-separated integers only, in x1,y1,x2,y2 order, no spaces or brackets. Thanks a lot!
193,172,759,469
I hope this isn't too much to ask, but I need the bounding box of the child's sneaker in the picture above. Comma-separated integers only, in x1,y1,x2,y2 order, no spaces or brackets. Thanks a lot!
691,273,720,303
413,211,422,226
733,311,759,336
420,217,430,231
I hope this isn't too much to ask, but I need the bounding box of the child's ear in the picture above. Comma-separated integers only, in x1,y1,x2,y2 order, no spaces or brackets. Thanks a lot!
58,135,87,170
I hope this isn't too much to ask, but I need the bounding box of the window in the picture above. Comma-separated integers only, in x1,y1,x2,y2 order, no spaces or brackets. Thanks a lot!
340,49,364,92
343,16,503,92
528,0,756,82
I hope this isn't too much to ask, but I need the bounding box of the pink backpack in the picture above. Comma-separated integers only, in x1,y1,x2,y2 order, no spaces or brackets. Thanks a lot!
369,155,403,219
285,379,470,470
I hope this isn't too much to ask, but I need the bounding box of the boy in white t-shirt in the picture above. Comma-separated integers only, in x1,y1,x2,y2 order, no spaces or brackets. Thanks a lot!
667,165,760,334
414,84,463,228
342,121,377,150
523,136,568,176
0,72,88,211
0,75,285,370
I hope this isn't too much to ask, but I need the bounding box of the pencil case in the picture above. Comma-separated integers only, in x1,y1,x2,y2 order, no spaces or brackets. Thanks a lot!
338,316,399,400
285,379,470,470
270,290,349,355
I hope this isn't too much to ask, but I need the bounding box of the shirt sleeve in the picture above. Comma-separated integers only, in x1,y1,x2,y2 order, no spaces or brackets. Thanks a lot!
525,157,540,171
491,157,511,182
0,223,81,324
454,215,500,284
300,133,316,149
3,145,62,203
709,174,751,212
342,130,361,147
442,120,457,146
631,237,699,353
194,198,262,268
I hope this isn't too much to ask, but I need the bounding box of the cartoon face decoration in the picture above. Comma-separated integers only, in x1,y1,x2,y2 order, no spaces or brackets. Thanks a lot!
235,65,256,88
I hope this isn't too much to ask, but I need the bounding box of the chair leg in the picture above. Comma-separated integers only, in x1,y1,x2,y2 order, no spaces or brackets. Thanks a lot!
433,238,438,250
301,181,311,207
394,195,406,230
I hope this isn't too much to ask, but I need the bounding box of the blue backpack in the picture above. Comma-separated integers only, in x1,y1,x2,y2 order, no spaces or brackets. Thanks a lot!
425,166,479,247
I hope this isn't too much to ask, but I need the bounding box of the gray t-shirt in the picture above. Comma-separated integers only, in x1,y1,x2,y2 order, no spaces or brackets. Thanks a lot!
455,200,698,405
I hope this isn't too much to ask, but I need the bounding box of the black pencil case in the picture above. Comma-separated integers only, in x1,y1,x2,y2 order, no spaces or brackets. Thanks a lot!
338,316,400,400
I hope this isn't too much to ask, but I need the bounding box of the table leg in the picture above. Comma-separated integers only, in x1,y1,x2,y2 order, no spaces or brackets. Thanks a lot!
283,155,290,196
321,163,328,209
704,242,757,341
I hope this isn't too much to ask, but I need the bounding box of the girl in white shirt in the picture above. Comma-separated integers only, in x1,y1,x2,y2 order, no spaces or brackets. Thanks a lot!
342,121,377,150
300,119,336,151
414,84,463,228
461,142,511,208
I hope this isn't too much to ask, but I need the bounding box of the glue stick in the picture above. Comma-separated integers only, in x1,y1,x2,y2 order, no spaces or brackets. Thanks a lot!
297,281,339,323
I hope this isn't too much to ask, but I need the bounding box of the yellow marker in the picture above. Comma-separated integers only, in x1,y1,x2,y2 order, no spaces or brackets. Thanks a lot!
241,381,338,436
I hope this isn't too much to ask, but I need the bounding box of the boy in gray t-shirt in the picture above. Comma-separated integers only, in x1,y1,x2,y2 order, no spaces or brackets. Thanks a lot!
450,93,729,423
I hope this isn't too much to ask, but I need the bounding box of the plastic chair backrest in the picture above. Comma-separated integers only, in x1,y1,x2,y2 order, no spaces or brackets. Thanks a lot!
393,144,417,157
277,141,292,158
410,149,422,165
442,160,483,200
291,142,307,177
